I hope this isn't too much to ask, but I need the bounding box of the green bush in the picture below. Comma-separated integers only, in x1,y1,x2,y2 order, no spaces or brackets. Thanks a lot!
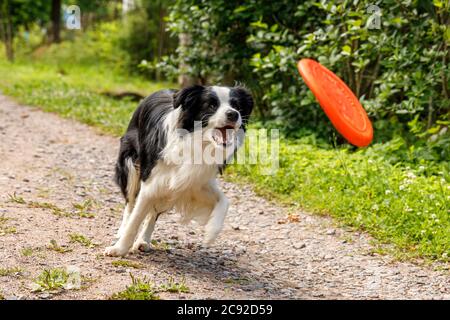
164,0,450,162
118,0,177,78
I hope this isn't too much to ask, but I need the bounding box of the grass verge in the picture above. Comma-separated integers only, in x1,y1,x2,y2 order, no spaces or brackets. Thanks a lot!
0,59,169,136
228,142,449,262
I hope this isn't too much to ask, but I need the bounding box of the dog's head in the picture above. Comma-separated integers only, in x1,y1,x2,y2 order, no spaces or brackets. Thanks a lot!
173,85,253,147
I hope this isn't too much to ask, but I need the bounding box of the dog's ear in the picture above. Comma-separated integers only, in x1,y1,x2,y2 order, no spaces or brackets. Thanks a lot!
232,87,254,125
173,85,205,109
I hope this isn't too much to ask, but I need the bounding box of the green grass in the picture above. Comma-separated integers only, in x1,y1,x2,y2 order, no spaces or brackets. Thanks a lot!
151,239,171,251
159,277,190,294
7,193,26,204
32,268,70,292
228,142,449,262
47,240,72,254
110,274,160,300
27,200,70,217
69,233,98,248
0,214,17,236
0,267,22,277
0,59,169,136
21,247,35,257
110,274,190,300
0,52,448,263
8,193,96,218
111,260,143,269
72,199,96,218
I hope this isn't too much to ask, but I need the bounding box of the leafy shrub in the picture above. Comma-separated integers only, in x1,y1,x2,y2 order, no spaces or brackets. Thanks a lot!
118,0,177,78
164,0,450,161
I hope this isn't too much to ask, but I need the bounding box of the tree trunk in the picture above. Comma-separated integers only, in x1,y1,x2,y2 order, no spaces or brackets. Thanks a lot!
113,0,120,19
50,0,61,43
178,33,189,87
178,33,200,87
0,0,14,61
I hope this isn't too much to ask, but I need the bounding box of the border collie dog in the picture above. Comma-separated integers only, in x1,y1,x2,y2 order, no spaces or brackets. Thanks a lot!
105,85,253,256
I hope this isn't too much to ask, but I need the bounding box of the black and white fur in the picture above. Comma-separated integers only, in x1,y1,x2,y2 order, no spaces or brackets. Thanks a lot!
105,85,253,256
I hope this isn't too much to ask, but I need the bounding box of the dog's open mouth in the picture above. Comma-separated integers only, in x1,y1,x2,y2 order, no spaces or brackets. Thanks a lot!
213,125,235,146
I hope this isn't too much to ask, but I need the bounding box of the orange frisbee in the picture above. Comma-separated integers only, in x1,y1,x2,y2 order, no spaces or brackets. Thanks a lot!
297,58,373,147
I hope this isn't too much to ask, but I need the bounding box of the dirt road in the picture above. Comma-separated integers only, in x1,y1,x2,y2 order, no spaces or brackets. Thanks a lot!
0,95,448,299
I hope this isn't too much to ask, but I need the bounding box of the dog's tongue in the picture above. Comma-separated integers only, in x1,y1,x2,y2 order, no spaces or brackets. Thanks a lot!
214,126,234,145
219,127,228,143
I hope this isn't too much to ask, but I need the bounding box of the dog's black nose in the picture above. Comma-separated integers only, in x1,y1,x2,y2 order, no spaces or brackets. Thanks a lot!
226,110,239,122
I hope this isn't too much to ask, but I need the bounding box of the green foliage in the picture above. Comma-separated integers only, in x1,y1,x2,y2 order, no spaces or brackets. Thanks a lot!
163,0,255,84
119,0,176,78
39,21,127,71
164,0,450,161
66,0,115,21
1,0,51,33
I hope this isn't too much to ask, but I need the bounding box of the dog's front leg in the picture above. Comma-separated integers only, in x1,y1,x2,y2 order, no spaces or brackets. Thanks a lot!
203,186,229,246
116,203,131,239
105,187,152,257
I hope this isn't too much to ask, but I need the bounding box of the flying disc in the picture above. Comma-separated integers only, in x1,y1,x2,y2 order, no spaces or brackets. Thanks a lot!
297,58,373,147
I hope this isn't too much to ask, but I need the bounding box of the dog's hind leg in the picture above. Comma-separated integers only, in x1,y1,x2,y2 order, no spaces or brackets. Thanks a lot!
116,158,140,239
132,211,162,252
105,183,152,257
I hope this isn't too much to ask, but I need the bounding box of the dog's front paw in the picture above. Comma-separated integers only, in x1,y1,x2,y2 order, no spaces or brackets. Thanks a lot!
131,240,152,253
203,223,223,246
104,245,129,257
203,231,219,247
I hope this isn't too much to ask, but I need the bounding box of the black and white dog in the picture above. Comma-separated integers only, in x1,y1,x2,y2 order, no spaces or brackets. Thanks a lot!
105,85,253,256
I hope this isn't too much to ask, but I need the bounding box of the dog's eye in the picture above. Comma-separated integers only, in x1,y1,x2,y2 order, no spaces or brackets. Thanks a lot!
229,98,241,109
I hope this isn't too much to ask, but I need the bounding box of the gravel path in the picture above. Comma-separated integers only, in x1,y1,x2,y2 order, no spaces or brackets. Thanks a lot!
0,94,448,300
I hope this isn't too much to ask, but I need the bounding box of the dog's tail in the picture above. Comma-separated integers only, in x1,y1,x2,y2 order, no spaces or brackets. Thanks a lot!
115,134,140,203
